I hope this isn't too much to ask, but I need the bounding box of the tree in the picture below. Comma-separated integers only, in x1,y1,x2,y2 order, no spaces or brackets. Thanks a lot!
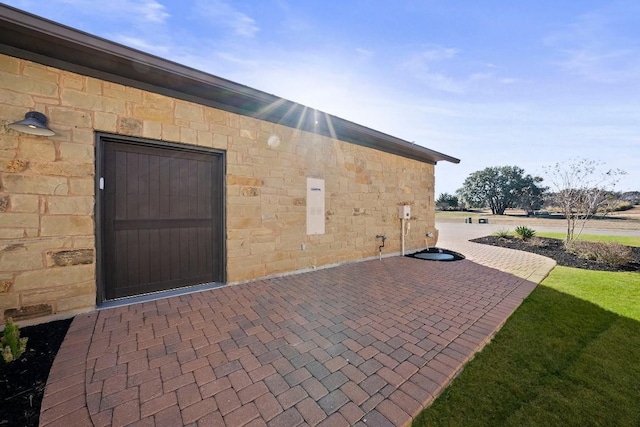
622,191,640,205
519,175,547,215
436,193,459,210
544,159,626,242
457,166,546,215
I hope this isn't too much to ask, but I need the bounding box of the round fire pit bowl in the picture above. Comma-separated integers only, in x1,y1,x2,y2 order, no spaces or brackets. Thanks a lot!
406,247,465,262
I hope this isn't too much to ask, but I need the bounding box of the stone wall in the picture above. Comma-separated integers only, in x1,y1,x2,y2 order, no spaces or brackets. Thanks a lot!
0,53,438,324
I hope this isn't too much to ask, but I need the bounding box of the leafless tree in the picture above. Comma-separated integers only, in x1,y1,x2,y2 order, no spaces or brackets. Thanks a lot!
544,159,626,242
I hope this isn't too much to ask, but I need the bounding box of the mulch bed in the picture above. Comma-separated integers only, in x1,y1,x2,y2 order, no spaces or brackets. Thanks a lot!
1,235,638,426
471,235,640,272
0,318,72,427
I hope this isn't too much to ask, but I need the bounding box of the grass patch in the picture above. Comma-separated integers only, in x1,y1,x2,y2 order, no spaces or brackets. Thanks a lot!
543,266,640,321
413,267,640,426
535,231,640,247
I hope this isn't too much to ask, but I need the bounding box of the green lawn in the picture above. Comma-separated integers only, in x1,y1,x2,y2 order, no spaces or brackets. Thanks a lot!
543,266,640,320
535,231,640,247
413,259,640,426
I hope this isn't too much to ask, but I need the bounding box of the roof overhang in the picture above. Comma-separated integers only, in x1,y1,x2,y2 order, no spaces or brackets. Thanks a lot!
0,4,460,165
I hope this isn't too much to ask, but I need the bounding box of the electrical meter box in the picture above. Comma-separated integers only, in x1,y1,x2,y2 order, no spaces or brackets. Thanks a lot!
399,205,411,219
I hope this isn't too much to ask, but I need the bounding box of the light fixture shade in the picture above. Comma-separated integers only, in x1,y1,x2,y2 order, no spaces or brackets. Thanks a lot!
8,111,55,136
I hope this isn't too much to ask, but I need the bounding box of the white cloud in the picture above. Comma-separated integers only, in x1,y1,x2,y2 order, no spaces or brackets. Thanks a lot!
400,48,521,94
469,73,493,81
560,47,640,83
111,35,171,55
401,47,458,76
546,11,640,83
196,0,259,37
129,0,169,23
408,47,459,64
214,51,260,67
500,78,519,84
6,0,169,24
61,0,169,23
400,47,465,93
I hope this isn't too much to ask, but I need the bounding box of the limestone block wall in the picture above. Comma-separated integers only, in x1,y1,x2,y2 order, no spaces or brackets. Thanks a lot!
226,133,438,283
0,53,437,325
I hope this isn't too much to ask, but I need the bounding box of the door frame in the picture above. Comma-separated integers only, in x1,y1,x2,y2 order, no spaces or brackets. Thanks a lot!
95,132,226,304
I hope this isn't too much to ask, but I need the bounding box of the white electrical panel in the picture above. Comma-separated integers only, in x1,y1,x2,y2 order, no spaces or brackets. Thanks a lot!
307,178,325,235
399,205,411,219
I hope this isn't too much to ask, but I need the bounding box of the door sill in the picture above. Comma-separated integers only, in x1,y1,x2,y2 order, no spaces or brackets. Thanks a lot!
98,282,226,309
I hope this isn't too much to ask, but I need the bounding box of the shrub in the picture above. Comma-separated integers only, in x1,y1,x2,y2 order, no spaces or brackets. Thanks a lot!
528,237,548,247
515,226,536,240
613,202,634,212
494,229,510,238
1,317,28,363
565,241,633,267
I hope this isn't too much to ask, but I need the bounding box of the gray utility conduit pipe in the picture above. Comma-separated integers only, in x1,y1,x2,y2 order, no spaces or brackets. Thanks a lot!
401,218,410,256
376,234,386,260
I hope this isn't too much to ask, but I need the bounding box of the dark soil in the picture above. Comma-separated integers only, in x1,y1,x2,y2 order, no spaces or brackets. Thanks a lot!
471,236,640,272
0,318,72,427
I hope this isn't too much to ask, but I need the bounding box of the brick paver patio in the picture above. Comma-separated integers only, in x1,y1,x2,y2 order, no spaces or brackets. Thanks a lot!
40,253,546,426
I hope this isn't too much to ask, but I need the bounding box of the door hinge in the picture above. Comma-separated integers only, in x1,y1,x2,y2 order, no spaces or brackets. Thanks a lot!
99,177,104,190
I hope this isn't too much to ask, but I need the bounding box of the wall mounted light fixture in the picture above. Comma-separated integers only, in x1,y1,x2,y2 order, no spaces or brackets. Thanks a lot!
8,111,55,136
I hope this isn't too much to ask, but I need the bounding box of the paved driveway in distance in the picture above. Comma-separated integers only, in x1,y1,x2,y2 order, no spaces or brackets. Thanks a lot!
40,227,555,427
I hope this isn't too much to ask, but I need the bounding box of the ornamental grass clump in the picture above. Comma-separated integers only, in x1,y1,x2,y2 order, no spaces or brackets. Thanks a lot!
494,229,510,238
1,317,28,363
515,226,536,241
565,240,633,267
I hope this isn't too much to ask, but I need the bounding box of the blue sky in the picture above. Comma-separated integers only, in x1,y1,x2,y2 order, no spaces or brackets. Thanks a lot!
5,0,639,195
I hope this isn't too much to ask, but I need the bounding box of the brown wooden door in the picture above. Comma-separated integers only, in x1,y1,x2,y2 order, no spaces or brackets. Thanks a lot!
102,139,223,300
